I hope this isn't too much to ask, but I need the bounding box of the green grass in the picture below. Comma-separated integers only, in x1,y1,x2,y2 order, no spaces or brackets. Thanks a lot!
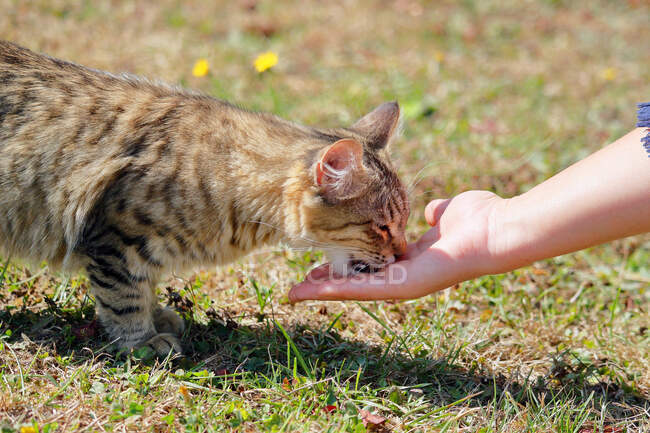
1,0,649,431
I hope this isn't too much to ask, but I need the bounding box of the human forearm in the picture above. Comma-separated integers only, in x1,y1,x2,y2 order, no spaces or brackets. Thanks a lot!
491,128,650,273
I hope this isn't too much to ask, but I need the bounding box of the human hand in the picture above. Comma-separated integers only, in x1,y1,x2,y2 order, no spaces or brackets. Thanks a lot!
289,190,505,302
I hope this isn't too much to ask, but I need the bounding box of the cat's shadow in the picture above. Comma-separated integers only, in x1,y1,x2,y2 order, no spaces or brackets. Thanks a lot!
1,304,648,423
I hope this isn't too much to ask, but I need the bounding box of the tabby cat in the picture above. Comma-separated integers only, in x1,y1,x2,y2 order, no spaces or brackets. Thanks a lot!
0,41,409,355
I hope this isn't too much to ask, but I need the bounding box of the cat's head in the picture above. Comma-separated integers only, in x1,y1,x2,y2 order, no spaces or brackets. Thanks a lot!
297,101,410,276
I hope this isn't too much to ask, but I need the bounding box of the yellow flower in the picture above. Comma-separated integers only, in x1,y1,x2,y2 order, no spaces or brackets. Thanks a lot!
20,427,36,433
192,59,209,77
600,67,617,81
254,51,278,73
434,50,445,63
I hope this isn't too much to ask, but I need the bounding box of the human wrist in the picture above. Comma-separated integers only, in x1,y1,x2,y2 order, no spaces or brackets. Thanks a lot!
486,193,539,274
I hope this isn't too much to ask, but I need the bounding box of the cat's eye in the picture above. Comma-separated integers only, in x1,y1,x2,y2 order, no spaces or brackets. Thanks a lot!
378,225,390,233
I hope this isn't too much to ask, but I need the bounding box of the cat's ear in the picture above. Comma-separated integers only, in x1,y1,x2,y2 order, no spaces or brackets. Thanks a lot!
352,101,400,151
314,138,367,201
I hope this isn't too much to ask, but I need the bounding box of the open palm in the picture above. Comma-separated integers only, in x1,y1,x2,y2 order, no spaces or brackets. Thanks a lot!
289,190,503,302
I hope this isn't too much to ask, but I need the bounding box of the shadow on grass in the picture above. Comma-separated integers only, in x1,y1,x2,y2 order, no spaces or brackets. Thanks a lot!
1,302,648,424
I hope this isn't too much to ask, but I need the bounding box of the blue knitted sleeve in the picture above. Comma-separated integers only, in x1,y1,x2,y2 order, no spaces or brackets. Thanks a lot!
638,102,650,157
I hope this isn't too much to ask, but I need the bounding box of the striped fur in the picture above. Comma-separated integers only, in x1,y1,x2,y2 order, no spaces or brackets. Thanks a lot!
0,41,409,355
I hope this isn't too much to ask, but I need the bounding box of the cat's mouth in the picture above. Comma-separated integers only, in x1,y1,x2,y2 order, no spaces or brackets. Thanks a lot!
349,260,383,274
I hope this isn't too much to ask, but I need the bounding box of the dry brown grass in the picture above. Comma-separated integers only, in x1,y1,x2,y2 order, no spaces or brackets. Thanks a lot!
1,0,649,431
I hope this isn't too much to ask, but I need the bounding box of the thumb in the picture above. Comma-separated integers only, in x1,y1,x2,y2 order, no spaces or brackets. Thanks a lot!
425,198,451,227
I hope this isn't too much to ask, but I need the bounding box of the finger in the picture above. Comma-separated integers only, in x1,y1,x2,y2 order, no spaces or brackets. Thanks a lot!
425,198,451,227
290,261,419,302
401,241,422,260
414,226,441,252
290,279,395,302
305,263,332,281
400,228,440,260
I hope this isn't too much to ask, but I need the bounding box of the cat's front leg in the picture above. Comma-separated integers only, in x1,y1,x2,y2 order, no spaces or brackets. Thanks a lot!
153,305,186,336
85,259,183,356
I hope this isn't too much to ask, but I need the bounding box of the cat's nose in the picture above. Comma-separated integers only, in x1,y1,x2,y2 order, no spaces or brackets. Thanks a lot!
394,237,407,257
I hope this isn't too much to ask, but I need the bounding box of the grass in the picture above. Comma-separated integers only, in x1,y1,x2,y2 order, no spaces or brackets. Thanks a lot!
1,0,649,431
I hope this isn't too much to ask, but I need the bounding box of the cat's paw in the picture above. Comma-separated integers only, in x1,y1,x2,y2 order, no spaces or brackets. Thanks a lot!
142,333,183,356
153,306,185,336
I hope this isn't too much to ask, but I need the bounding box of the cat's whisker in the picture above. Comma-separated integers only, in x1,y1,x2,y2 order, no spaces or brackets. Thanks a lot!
244,220,327,247
245,220,369,254
406,162,436,193
224,247,330,265
409,189,439,199
407,161,446,197
220,243,365,271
